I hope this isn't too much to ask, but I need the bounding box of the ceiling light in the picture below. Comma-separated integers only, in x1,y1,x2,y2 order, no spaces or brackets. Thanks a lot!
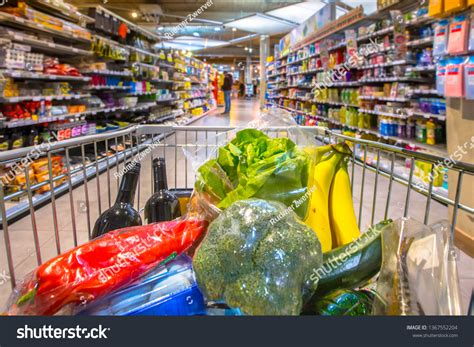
231,66,235,71
131,11,138,18
244,47,248,51
193,32,200,37
214,27,221,31
232,28,237,32
249,48,253,53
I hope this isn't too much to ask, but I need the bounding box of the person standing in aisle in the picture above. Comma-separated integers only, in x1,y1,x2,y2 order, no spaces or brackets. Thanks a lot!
222,71,233,115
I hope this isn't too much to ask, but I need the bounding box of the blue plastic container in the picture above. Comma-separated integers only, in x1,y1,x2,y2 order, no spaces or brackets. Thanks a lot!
78,255,205,316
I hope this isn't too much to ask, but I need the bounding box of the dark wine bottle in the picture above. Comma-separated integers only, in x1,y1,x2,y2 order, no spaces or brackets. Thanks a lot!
92,162,142,239
144,158,181,223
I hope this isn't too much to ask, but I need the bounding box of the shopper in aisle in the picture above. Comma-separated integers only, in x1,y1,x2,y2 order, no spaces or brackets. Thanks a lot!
222,71,233,115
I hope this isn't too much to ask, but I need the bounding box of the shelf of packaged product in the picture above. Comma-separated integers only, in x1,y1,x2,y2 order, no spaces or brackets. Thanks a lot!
156,98,179,103
359,77,431,83
185,103,208,110
409,110,446,121
81,69,133,77
287,69,323,76
0,12,92,43
158,62,176,69
87,85,132,91
358,60,415,70
0,70,91,82
407,36,434,47
359,108,409,119
359,95,411,102
151,79,174,84
408,89,441,96
25,0,95,24
277,105,448,156
1,30,92,56
130,62,159,70
0,102,160,129
0,93,91,103
1,111,90,128
10,72,86,84
406,65,436,72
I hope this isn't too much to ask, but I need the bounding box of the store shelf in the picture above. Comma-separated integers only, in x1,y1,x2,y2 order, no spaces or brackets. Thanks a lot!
359,108,410,119
2,30,92,56
0,93,91,103
406,65,436,72
407,36,434,47
358,60,415,70
0,70,91,82
410,110,446,121
0,12,92,43
25,0,95,24
359,77,429,83
81,69,133,77
87,85,132,91
359,95,410,102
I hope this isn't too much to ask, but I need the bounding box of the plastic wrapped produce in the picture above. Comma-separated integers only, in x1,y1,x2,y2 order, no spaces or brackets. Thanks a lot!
193,199,323,315
5,217,208,316
77,255,205,316
373,218,462,316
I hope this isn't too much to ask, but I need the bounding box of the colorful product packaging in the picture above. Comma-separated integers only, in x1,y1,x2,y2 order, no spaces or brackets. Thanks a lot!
469,13,474,51
429,0,444,17
463,56,474,99
434,20,449,56
447,15,469,55
436,59,447,96
445,57,465,97
444,0,466,13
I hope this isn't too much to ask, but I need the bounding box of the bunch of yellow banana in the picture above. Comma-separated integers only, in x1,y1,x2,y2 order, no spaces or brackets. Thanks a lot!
303,143,360,252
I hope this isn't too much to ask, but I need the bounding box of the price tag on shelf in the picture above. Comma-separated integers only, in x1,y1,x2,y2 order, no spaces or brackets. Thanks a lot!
48,42,55,48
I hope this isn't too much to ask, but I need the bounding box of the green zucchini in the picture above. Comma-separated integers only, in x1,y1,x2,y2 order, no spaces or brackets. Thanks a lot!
310,220,392,297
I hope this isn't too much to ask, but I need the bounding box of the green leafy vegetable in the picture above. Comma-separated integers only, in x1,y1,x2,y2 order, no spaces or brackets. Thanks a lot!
195,129,311,219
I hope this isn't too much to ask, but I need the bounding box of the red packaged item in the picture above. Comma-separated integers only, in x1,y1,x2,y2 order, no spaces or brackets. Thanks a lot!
447,15,469,55
5,217,208,315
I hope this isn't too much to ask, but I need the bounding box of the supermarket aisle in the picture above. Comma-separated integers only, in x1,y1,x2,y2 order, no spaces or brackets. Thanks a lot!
195,97,261,127
0,98,472,312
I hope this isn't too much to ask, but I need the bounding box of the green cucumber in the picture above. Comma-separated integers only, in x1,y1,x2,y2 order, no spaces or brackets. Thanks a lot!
309,220,392,297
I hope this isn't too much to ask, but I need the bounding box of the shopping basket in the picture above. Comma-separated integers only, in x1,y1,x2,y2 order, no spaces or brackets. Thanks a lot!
0,124,472,298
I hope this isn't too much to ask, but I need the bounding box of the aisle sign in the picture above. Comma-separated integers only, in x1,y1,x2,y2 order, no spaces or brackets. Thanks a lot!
391,10,407,60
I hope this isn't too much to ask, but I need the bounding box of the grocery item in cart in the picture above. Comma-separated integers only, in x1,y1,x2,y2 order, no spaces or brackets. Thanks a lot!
373,218,462,316
193,199,323,315
77,255,205,316
304,289,379,316
5,217,208,315
92,162,142,238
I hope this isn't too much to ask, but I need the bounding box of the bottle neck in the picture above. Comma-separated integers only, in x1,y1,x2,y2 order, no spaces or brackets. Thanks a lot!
153,161,168,192
116,171,139,205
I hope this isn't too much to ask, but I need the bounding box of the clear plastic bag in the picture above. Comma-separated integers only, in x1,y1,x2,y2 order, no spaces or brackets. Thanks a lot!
185,108,321,221
193,199,323,316
373,218,462,316
4,217,208,316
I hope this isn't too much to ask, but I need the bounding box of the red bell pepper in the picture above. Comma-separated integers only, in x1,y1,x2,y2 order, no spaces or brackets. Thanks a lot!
8,217,208,315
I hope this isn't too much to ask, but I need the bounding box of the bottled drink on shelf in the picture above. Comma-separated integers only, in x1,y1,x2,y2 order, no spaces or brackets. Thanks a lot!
92,162,142,239
144,157,181,224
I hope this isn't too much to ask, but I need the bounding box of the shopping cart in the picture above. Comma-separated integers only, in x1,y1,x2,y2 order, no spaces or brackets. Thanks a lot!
0,124,473,297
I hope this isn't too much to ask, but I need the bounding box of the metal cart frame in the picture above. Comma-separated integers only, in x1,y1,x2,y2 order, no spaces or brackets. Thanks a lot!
0,125,473,291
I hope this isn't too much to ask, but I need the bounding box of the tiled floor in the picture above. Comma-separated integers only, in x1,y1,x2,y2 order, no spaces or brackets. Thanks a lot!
0,97,472,314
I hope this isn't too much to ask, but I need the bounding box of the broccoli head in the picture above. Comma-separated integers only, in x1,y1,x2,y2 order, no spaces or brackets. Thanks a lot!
193,199,322,315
